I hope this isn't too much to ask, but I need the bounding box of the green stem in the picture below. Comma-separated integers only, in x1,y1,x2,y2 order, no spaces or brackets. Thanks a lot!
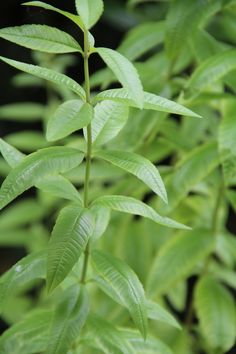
81,29,92,284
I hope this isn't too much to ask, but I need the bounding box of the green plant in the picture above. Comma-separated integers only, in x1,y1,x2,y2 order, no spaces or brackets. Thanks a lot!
0,0,236,353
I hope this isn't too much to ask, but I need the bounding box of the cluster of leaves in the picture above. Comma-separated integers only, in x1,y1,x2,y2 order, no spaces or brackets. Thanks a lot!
0,0,236,353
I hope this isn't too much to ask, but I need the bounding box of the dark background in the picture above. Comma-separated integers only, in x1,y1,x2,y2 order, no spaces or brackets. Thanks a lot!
0,2,235,354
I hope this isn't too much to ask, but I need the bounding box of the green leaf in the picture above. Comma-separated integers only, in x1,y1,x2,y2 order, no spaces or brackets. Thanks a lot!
219,99,236,185
0,251,46,313
75,0,104,29
47,285,89,354
36,175,82,203
0,309,53,354
86,314,135,354
95,149,167,203
90,204,110,240
91,195,190,230
5,131,49,152
22,1,84,29
0,147,84,210
91,250,148,338
0,56,86,100
0,138,25,168
90,100,129,146
146,300,181,329
118,21,165,61
95,88,201,118
195,276,236,352
47,204,94,292
147,229,214,296
188,50,236,93
47,101,93,142
0,24,82,53
0,102,45,121
96,48,144,108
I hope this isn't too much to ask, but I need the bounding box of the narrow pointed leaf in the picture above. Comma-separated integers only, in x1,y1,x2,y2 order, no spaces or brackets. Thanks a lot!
95,149,167,203
0,102,45,121
95,88,201,118
47,285,89,354
146,300,181,329
91,250,148,338
36,175,82,203
22,1,84,29
147,229,214,296
0,56,86,100
0,251,46,313
96,48,144,108
0,138,25,168
91,100,129,146
91,195,190,230
0,147,84,210
0,25,82,53
195,276,236,352
47,101,93,142
75,0,104,29
47,204,94,292
87,314,135,354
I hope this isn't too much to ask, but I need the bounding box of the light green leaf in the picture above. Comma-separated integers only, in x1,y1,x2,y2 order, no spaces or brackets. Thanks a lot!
47,100,93,142
90,204,110,240
91,195,190,230
195,276,236,352
0,24,82,53
91,250,148,338
47,285,89,354
147,229,214,296
86,314,135,354
0,147,84,210
0,102,45,121
0,251,46,313
96,48,144,108
95,88,201,118
75,0,104,29
47,204,94,292
90,100,129,146
23,1,84,29
95,149,167,203
118,21,165,61
0,309,53,354
0,56,86,100
36,175,82,203
5,131,49,152
0,138,25,167
146,300,181,329
188,50,236,93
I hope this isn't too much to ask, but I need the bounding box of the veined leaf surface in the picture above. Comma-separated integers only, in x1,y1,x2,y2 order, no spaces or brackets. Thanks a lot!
0,138,25,167
75,0,104,29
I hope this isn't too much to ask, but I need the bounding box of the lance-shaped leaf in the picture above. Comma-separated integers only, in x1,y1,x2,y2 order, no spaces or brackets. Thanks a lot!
90,100,129,146
195,276,236,352
36,175,82,203
95,149,167,203
23,1,84,29
75,0,104,29
86,314,135,354
96,48,144,108
0,102,45,121
0,138,25,167
188,50,236,93
146,300,181,329
91,250,148,338
95,88,201,118
0,309,53,354
91,195,190,230
46,100,93,142
0,56,86,100
0,24,82,53
47,204,94,292
147,229,214,296
0,251,46,313
0,147,84,210
118,21,165,61
47,285,89,354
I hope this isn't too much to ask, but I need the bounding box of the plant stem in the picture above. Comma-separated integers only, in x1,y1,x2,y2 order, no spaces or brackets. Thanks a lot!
81,29,92,284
